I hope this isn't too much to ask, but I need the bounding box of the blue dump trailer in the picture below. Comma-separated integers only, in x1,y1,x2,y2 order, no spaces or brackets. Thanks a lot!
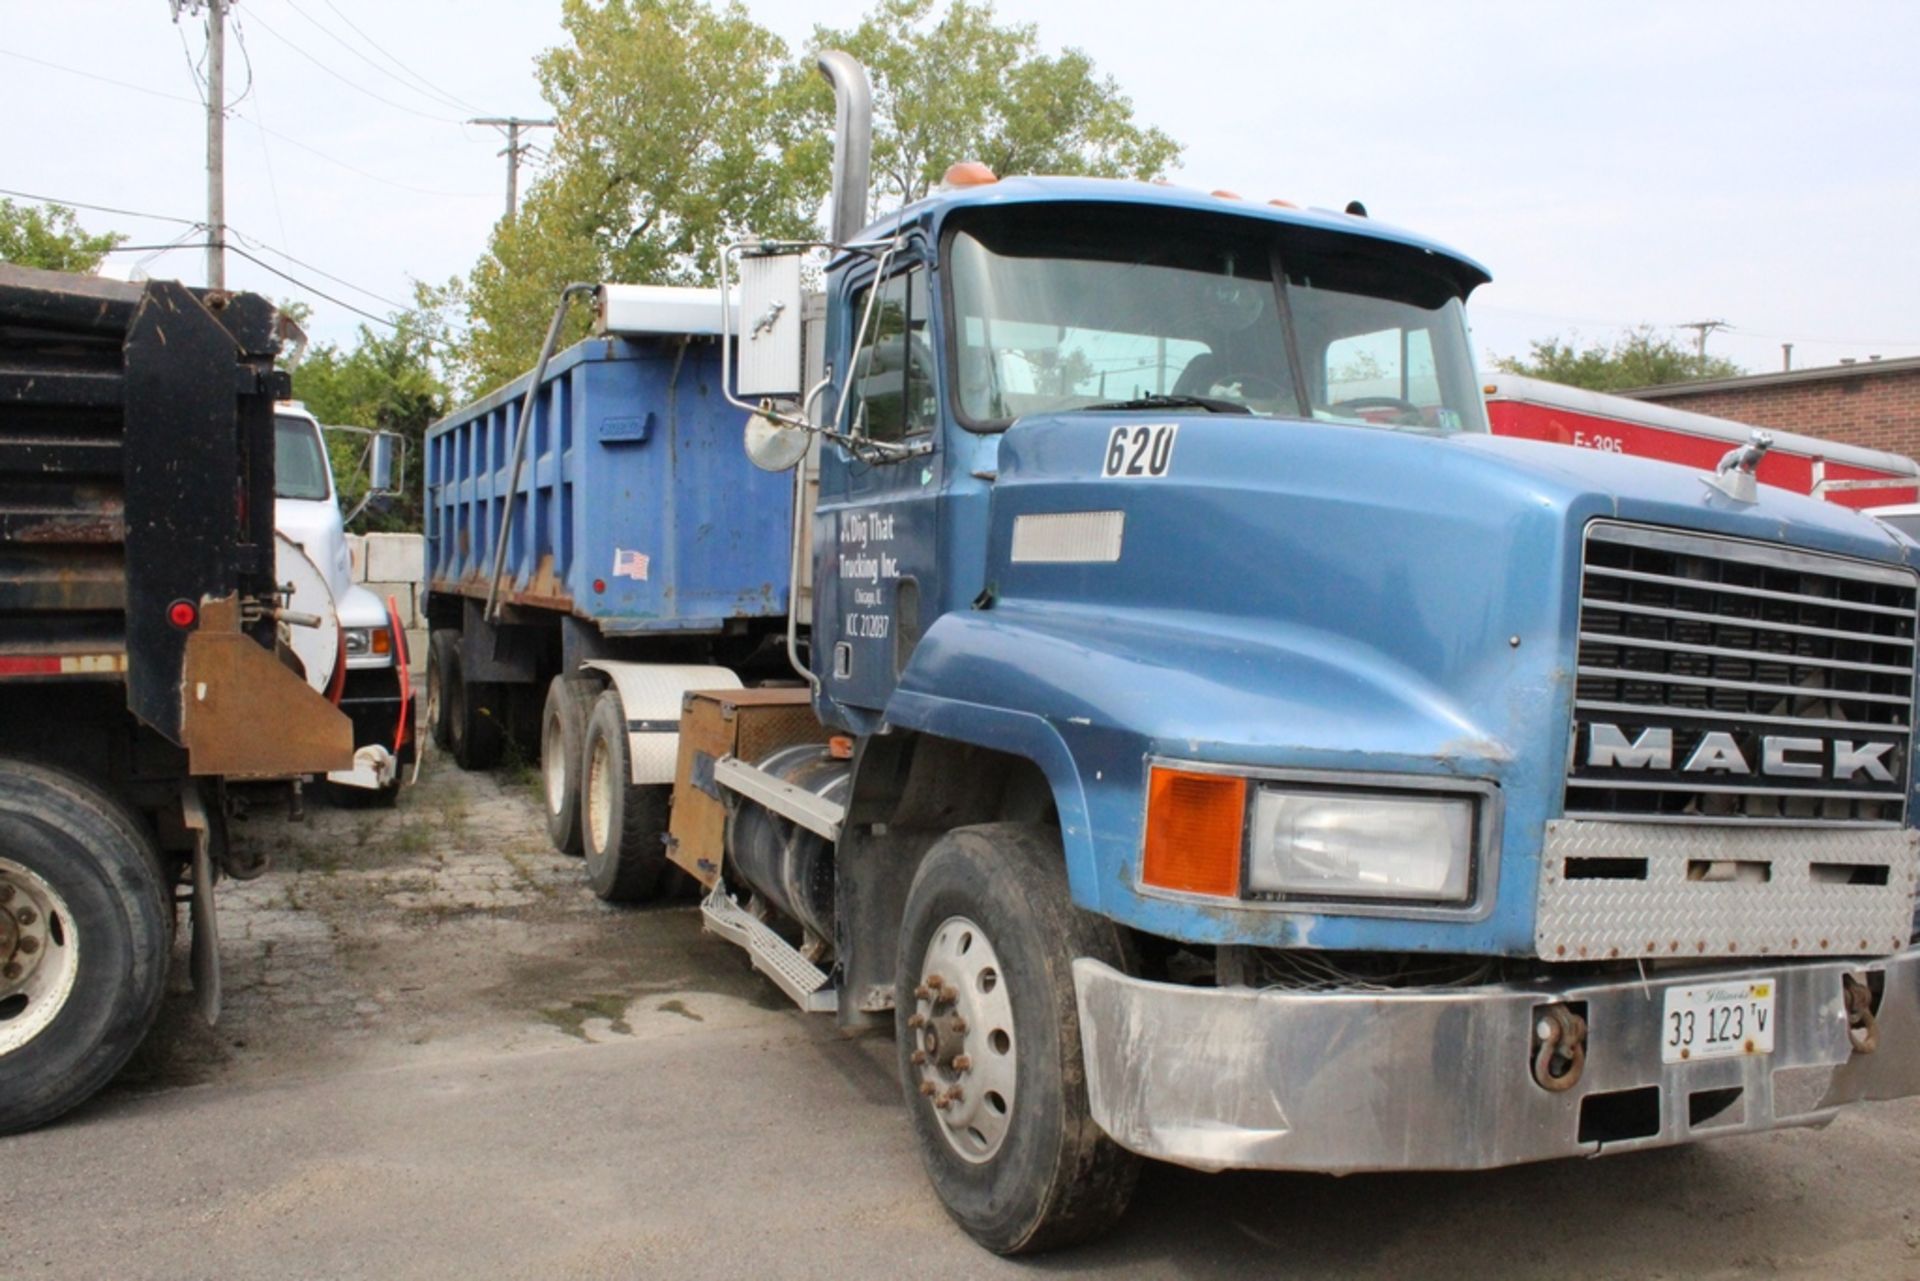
424,53,1920,1257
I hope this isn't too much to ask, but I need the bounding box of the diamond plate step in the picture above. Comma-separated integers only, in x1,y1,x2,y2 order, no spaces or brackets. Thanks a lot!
701,885,837,1013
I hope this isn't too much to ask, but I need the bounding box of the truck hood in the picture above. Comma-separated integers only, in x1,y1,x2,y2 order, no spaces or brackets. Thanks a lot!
885,411,1919,951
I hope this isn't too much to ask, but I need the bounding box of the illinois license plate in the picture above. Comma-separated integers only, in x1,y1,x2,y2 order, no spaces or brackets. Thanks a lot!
1661,979,1776,1064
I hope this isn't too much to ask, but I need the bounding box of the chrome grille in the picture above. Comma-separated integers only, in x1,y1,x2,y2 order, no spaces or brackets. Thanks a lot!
1567,521,1918,825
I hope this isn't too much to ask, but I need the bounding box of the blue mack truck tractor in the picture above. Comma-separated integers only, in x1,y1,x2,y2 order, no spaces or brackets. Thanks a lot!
422,53,1920,1255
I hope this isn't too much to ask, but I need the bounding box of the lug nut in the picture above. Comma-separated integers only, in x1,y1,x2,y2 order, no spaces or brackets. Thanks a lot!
934,1097,951,1111
950,1016,968,1034
952,1054,972,1072
918,1080,936,1097
941,1086,964,1105
0,884,14,903
913,984,933,1001
906,1013,927,1029
2,962,19,980
17,937,37,955
14,908,34,927
939,984,960,1005
910,1049,928,1066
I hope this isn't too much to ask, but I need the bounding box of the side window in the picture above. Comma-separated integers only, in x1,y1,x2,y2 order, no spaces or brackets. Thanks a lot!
850,268,935,443
1323,325,1448,425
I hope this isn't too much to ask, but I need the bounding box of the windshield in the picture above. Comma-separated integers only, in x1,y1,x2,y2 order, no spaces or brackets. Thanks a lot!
1876,512,1920,542
945,204,1488,432
275,414,331,501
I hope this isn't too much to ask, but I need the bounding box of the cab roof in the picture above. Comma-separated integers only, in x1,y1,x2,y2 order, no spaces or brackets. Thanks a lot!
852,174,1492,294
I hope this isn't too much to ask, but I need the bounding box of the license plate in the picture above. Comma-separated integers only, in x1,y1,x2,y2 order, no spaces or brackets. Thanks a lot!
1661,979,1776,1064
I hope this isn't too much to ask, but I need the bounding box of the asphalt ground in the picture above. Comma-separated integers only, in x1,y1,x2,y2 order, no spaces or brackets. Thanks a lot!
6,758,1920,1279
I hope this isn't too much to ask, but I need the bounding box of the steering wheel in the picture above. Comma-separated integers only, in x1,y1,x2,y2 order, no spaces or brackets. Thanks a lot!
1329,395,1425,425
1203,370,1290,402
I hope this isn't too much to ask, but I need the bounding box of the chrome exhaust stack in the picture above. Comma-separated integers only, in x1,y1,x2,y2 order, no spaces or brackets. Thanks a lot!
816,50,872,245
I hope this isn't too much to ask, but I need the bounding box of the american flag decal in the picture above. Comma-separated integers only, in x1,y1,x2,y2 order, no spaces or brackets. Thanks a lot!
613,548,650,581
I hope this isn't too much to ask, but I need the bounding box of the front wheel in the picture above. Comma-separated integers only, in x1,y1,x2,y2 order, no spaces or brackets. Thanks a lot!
0,759,171,1135
895,823,1139,1255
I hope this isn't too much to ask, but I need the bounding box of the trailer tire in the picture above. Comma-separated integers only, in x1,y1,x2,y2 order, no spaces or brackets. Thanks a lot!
541,675,599,857
895,823,1139,1255
0,759,170,1135
445,642,503,771
579,690,675,902
425,629,459,751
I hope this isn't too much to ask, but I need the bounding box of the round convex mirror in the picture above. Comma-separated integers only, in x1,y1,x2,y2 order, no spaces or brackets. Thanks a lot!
744,412,810,472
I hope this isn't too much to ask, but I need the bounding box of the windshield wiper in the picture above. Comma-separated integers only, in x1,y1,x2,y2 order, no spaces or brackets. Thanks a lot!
1083,392,1252,415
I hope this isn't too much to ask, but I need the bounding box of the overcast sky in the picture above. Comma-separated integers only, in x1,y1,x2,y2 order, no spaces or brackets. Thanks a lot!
5,1,1917,379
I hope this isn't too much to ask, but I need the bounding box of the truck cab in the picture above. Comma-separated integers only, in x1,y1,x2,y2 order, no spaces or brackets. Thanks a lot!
274,402,413,796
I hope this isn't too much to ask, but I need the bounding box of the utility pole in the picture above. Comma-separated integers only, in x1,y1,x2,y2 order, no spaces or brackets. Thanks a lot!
206,0,225,289
171,0,225,289
469,117,556,220
1677,319,1727,361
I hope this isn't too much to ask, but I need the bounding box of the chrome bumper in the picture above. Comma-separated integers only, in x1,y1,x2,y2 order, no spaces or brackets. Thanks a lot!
1073,947,1920,1174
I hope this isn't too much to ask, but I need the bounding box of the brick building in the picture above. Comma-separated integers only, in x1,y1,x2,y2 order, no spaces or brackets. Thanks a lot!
1621,355,1920,464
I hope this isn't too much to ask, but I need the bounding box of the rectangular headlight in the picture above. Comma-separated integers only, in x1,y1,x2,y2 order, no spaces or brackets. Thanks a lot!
1246,787,1474,903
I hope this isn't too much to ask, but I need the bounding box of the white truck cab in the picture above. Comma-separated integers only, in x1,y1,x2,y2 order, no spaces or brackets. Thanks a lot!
274,401,414,796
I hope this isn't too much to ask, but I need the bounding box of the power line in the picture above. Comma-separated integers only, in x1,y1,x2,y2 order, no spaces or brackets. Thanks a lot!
235,15,296,260
277,0,482,117
228,226,413,312
240,9,465,124
238,115,494,198
0,48,201,106
0,186,202,227
317,0,486,115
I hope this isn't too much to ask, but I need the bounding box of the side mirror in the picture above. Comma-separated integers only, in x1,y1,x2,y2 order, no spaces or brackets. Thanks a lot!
368,432,402,494
735,251,805,400
743,411,810,473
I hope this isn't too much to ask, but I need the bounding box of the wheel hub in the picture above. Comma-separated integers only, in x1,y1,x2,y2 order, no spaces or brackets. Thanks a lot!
0,858,79,1058
911,915,1017,1164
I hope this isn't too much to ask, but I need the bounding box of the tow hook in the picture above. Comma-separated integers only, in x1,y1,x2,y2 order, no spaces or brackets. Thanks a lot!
1532,1003,1588,1092
1843,973,1879,1055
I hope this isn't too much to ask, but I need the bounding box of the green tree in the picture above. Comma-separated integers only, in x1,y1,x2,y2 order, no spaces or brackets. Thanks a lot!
1495,326,1744,392
461,0,823,391
289,286,450,531
0,199,125,273
812,0,1181,209
460,0,1183,392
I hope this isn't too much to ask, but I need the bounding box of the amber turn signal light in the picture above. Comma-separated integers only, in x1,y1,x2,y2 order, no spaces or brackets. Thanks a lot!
1141,767,1246,898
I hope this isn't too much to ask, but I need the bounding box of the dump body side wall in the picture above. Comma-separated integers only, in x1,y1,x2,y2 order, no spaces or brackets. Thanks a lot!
423,335,794,636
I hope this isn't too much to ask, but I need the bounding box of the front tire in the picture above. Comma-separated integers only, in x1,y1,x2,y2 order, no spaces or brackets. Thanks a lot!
579,690,675,902
0,759,170,1135
895,823,1139,1254
540,675,598,856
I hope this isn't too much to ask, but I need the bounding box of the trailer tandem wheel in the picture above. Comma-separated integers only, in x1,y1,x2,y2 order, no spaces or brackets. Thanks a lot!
442,638,504,771
541,675,600,857
425,629,459,752
0,759,171,1135
579,689,676,902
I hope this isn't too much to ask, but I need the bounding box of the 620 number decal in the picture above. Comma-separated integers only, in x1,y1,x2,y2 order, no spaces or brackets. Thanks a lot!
1103,423,1178,478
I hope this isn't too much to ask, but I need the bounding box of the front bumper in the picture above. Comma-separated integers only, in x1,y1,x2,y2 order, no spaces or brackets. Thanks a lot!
1073,946,1920,1174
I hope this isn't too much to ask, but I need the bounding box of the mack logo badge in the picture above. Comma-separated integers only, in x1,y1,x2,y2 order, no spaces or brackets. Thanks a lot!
1587,724,1896,782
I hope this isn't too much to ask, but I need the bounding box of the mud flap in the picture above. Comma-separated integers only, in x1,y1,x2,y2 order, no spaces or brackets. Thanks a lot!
182,786,222,1025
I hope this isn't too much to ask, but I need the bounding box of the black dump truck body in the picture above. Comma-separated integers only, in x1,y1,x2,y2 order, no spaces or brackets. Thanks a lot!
0,263,351,1132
